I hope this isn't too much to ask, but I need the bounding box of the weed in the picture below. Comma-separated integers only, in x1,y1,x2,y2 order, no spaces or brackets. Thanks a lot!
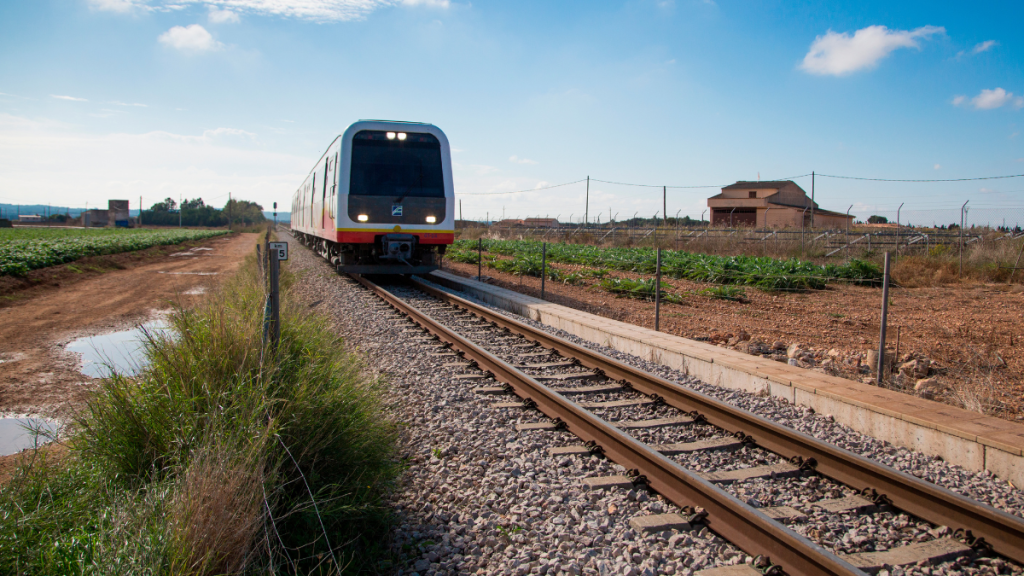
599,278,683,304
697,285,748,302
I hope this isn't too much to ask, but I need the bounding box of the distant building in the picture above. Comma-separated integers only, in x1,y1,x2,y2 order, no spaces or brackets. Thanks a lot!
523,218,559,227
83,209,109,227
496,219,525,226
17,214,45,223
109,200,130,227
707,181,853,229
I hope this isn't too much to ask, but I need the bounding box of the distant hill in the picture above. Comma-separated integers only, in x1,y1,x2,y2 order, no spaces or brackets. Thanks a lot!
264,211,290,222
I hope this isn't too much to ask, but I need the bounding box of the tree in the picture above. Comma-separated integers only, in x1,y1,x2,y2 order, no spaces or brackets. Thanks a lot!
150,198,177,212
867,215,888,224
182,198,205,210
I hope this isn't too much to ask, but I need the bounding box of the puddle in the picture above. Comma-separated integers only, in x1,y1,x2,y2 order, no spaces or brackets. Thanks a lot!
0,418,58,456
67,321,172,378
183,286,206,295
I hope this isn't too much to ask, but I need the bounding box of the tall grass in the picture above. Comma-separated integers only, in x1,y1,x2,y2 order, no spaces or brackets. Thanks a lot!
0,253,398,575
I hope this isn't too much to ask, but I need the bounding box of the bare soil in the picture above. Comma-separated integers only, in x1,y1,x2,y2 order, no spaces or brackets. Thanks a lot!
443,258,1024,421
0,233,259,420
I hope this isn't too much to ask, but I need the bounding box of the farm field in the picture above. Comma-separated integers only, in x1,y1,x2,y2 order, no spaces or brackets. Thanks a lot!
442,242,1024,422
0,232,257,420
0,227,230,276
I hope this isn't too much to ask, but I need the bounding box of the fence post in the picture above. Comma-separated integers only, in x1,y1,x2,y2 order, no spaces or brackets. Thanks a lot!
959,200,968,278
876,252,891,386
654,248,662,332
477,238,482,279
270,245,281,351
541,242,547,300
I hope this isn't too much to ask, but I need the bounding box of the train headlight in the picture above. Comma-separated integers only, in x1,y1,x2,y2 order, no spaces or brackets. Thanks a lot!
357,214,369,222
426,216,436,223
386,132,396,140
398,132,407,140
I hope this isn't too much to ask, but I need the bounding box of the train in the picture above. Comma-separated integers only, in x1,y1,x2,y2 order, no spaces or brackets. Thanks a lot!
291,120,455,274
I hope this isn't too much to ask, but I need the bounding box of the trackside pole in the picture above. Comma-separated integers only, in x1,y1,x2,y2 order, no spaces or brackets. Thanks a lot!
541,242,547,300
267,241,288,352
477,238,483,280
876,252,891,385
655,248,662,332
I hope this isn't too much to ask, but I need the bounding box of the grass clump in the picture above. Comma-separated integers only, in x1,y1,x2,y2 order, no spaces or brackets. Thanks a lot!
0,254,398,575
697,285,748,302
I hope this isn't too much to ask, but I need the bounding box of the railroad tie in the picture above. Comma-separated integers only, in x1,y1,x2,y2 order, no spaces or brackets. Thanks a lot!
758,506,807,522
515,421,561,431
811,495,877,514
550,383,624,395
442,362,472,368
651,436,742,455
613,415,695,429
579,398,656,409
548,445,592,456
696,565,762,576
515,361,576,369
490,401,525,409
532,371,599,381
581,475,635,491
472,386,508,395
701,462,801,483
628,513,694,534
840,538,971,574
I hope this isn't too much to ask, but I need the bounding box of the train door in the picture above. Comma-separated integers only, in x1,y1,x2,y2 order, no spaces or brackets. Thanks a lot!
310,176,316,230
321,160,329,228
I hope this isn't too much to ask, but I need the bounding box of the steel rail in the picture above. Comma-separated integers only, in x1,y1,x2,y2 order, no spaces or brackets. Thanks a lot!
352,274,864,576
409,275,1024,565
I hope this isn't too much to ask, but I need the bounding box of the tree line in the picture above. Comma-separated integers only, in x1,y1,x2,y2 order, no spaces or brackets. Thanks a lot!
142,198,266,227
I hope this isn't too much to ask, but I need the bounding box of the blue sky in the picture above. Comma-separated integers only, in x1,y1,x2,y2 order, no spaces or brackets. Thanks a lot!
1,0,1022,225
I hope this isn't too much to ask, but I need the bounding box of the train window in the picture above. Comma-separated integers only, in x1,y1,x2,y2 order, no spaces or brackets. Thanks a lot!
350,130,444,198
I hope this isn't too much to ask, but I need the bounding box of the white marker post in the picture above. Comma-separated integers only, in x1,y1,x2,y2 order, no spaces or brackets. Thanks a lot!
269,242,288,350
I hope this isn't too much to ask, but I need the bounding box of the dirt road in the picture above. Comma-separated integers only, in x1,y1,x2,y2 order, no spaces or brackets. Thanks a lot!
0,233,258,419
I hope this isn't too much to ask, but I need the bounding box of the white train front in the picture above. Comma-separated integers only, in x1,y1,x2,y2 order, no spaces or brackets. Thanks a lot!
291,120,455,274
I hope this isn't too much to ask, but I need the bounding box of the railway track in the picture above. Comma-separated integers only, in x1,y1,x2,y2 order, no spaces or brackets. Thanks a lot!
351,273,1024,576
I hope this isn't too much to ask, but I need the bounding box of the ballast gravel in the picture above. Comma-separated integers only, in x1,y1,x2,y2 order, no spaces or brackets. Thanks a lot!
284,236,1023,576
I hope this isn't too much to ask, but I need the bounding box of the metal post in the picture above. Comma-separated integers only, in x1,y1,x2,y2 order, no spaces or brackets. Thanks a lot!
877,252,891,386
895,202,903,263
655,248,662,332
459,199,463,226
810,171,815,229
585,176,590,228
139,195,142,227
179,194,182,228
1009,238,1024,284
959,200,968,278
800,207,809,257
541,242,547,299
478,237,482,279
270,246,281,351
846,205,853,260
729,207,736,228
663,186,667,225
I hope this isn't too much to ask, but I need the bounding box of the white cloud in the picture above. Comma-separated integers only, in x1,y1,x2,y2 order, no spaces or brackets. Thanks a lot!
90,0,449,22
800,25,944,76
0,113,303,209
86,0,144,12
933,164,941,170
954,87,1024,110
51,94,88,102
208,6,240,22
509,155,537,165
158,24,222,52
971,40,997,55
110,100,148,107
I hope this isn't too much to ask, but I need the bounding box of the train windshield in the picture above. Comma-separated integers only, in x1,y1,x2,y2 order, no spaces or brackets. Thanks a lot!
350,130,445,198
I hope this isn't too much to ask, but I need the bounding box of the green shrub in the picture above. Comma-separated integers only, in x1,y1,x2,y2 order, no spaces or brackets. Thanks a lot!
0,255,398,574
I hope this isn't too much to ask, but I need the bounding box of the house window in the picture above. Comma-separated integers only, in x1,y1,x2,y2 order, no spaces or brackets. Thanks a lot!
748,191,757,198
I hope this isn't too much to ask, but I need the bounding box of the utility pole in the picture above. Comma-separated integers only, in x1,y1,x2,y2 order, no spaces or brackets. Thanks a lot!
663,186,667,225
459,199,463,225
810,171,815,229
876,252,891,385
228,192,232,231
179,194,182,228
139,195,143,227
585,176,590,228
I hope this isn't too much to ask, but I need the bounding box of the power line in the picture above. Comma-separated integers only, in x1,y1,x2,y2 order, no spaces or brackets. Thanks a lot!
591,174,812,189
458,179,587,196
817,173,1024,183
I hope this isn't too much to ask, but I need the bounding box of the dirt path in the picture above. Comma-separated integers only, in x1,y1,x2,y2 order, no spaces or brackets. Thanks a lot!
443,259,1024,421
0,233,258,419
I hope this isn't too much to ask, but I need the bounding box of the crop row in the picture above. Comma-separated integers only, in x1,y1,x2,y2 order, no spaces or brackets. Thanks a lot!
0,229,230,276
451,239,882,290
